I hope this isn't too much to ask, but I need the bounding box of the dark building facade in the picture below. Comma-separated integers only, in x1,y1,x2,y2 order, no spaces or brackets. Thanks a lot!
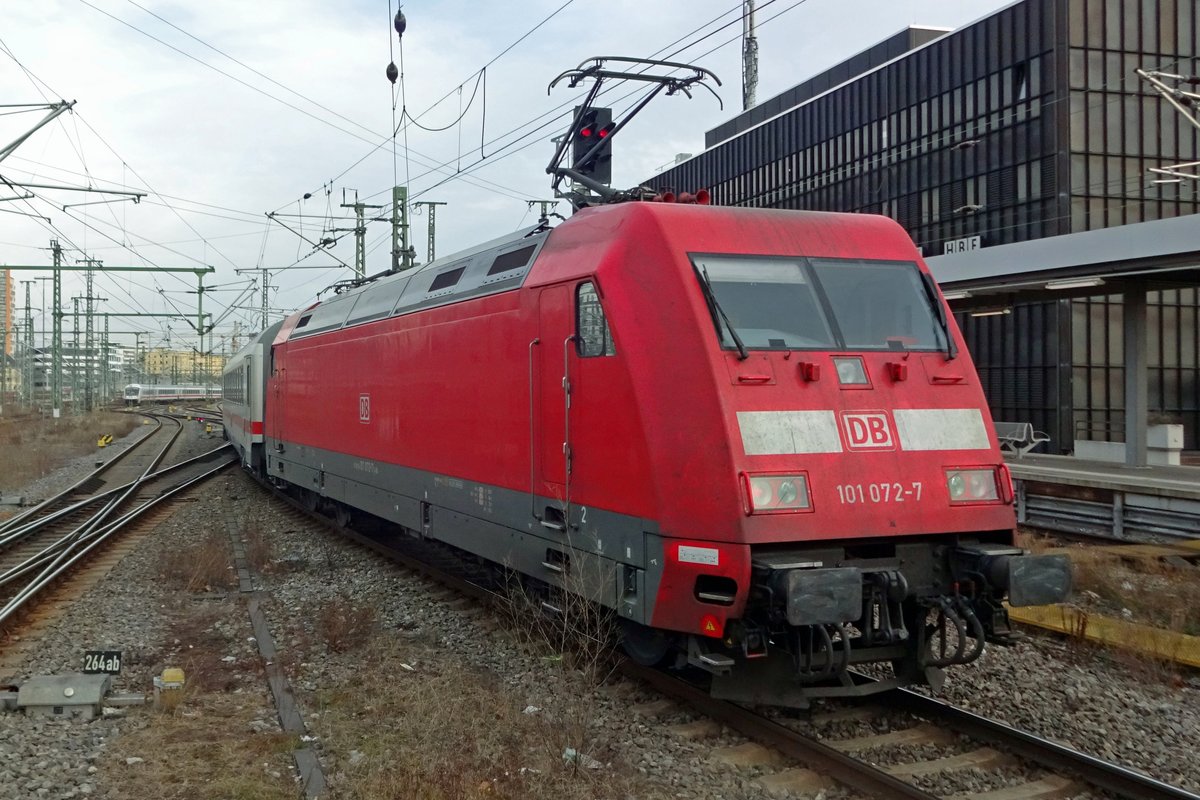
648,0,1200,451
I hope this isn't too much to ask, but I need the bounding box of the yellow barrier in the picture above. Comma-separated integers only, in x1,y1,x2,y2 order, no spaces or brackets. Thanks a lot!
96,434,114,448
1009,604,1200,668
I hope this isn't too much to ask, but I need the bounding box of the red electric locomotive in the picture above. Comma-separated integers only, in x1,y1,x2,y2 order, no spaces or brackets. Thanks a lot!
240,202,1069,706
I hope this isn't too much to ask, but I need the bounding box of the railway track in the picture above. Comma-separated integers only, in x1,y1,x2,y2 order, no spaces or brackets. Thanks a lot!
258,479,1199,800
0,415,236,646
628,663,1200,800
0,412,177,538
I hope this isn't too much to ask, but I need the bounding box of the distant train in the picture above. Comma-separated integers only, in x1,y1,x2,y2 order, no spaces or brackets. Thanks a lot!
224,202,1070,708
123,384,221,406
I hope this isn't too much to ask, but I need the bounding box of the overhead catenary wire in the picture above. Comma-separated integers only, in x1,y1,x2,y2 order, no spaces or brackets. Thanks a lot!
398,0,802,203
0,35,240,279
71,0,532,207
268,0,581,214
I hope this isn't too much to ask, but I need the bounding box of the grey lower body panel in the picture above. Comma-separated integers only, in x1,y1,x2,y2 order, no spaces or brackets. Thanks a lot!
265,439,657,623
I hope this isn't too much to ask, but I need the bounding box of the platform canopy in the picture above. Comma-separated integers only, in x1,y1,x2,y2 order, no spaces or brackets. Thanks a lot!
926,212,1200,310
925,212,1200,467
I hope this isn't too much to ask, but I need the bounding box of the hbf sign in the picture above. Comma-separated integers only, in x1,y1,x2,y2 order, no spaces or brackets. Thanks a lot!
943,235,982,255
840,412,895,450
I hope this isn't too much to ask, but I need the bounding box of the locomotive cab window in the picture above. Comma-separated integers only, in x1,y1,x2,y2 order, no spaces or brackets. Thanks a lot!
692,254,948,353
576,282,616,357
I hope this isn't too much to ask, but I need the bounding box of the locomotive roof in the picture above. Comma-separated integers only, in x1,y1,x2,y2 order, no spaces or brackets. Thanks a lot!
275,203,920,344
283,224,549,341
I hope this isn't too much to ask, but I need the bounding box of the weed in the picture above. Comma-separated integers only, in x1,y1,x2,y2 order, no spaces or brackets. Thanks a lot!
158,531,235,593
244,521,275,573
499,534,621,774
311,636,646,800
1020,531,1198,684
100,693,296,800
317,595,378,653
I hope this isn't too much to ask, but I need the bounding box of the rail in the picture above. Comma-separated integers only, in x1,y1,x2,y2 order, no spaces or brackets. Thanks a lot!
0,412,168,537
880,684,1200,800
263,474,1200,800
0,446,235,626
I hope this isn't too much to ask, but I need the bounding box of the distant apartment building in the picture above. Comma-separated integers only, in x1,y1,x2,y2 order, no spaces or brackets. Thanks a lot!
143,347,224,381
1,269,12,357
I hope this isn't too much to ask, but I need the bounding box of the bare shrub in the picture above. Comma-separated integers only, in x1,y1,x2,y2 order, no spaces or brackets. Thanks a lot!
158,531,234,592
244,521,275,574
317,595,378,653
499,532,621,771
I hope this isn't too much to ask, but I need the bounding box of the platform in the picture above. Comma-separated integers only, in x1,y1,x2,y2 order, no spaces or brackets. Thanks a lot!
1005,454,1200,541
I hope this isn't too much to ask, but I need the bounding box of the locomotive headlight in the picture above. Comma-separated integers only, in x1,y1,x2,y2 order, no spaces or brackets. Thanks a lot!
742,473,811,514
749,476,773,508
945,468,999,503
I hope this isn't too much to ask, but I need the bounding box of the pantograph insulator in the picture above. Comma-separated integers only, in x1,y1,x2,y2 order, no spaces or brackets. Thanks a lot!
386,62,399,84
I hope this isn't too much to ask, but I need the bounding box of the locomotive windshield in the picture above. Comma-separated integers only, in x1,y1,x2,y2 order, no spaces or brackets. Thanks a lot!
693,255,949,353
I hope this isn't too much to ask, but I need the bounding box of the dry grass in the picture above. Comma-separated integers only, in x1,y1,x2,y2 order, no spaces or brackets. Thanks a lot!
162,604,259,694
317,595,379,654
487,553,630,790
0,410,139,491
244,520,276,574
101,693,298,800
311,634,654,800
97,599,292,799
1020,533,1200,636
1020,532,1199,684
158,531,236,593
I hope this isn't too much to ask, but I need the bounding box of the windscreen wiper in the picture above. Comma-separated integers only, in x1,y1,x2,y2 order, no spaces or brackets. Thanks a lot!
699,266,749,360
921,271,958,361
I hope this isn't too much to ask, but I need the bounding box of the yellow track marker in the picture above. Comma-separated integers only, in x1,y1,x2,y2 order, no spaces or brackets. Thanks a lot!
1009,604,1200,668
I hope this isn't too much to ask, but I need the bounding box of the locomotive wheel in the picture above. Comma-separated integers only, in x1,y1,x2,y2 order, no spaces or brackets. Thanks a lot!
302,490,320,513
620,620,673,666
332,502,353,529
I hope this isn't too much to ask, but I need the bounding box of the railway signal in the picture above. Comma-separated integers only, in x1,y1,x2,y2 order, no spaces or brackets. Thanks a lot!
571,106,614,184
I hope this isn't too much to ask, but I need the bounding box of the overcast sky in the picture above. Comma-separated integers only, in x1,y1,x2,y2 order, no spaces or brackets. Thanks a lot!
1,0,1014,353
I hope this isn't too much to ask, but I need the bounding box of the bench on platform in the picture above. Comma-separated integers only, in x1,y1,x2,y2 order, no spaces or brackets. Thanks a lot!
994,421,1050,456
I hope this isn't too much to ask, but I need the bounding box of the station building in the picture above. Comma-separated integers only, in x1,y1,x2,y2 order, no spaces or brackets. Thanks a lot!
649,0,1200,452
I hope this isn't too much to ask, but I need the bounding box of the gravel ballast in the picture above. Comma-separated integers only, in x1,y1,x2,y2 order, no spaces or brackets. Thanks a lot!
1,451,1197,798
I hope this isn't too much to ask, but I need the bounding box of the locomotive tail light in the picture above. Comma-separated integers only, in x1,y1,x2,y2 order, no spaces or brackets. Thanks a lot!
944,468,1000,504
742,472,812,514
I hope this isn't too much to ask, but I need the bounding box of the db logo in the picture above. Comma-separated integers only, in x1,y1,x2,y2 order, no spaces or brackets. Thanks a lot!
840,411,894,450
358,393,371,424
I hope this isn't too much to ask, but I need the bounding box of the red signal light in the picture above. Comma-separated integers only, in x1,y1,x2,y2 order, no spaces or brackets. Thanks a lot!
580,127,593,137
598,128,608,138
